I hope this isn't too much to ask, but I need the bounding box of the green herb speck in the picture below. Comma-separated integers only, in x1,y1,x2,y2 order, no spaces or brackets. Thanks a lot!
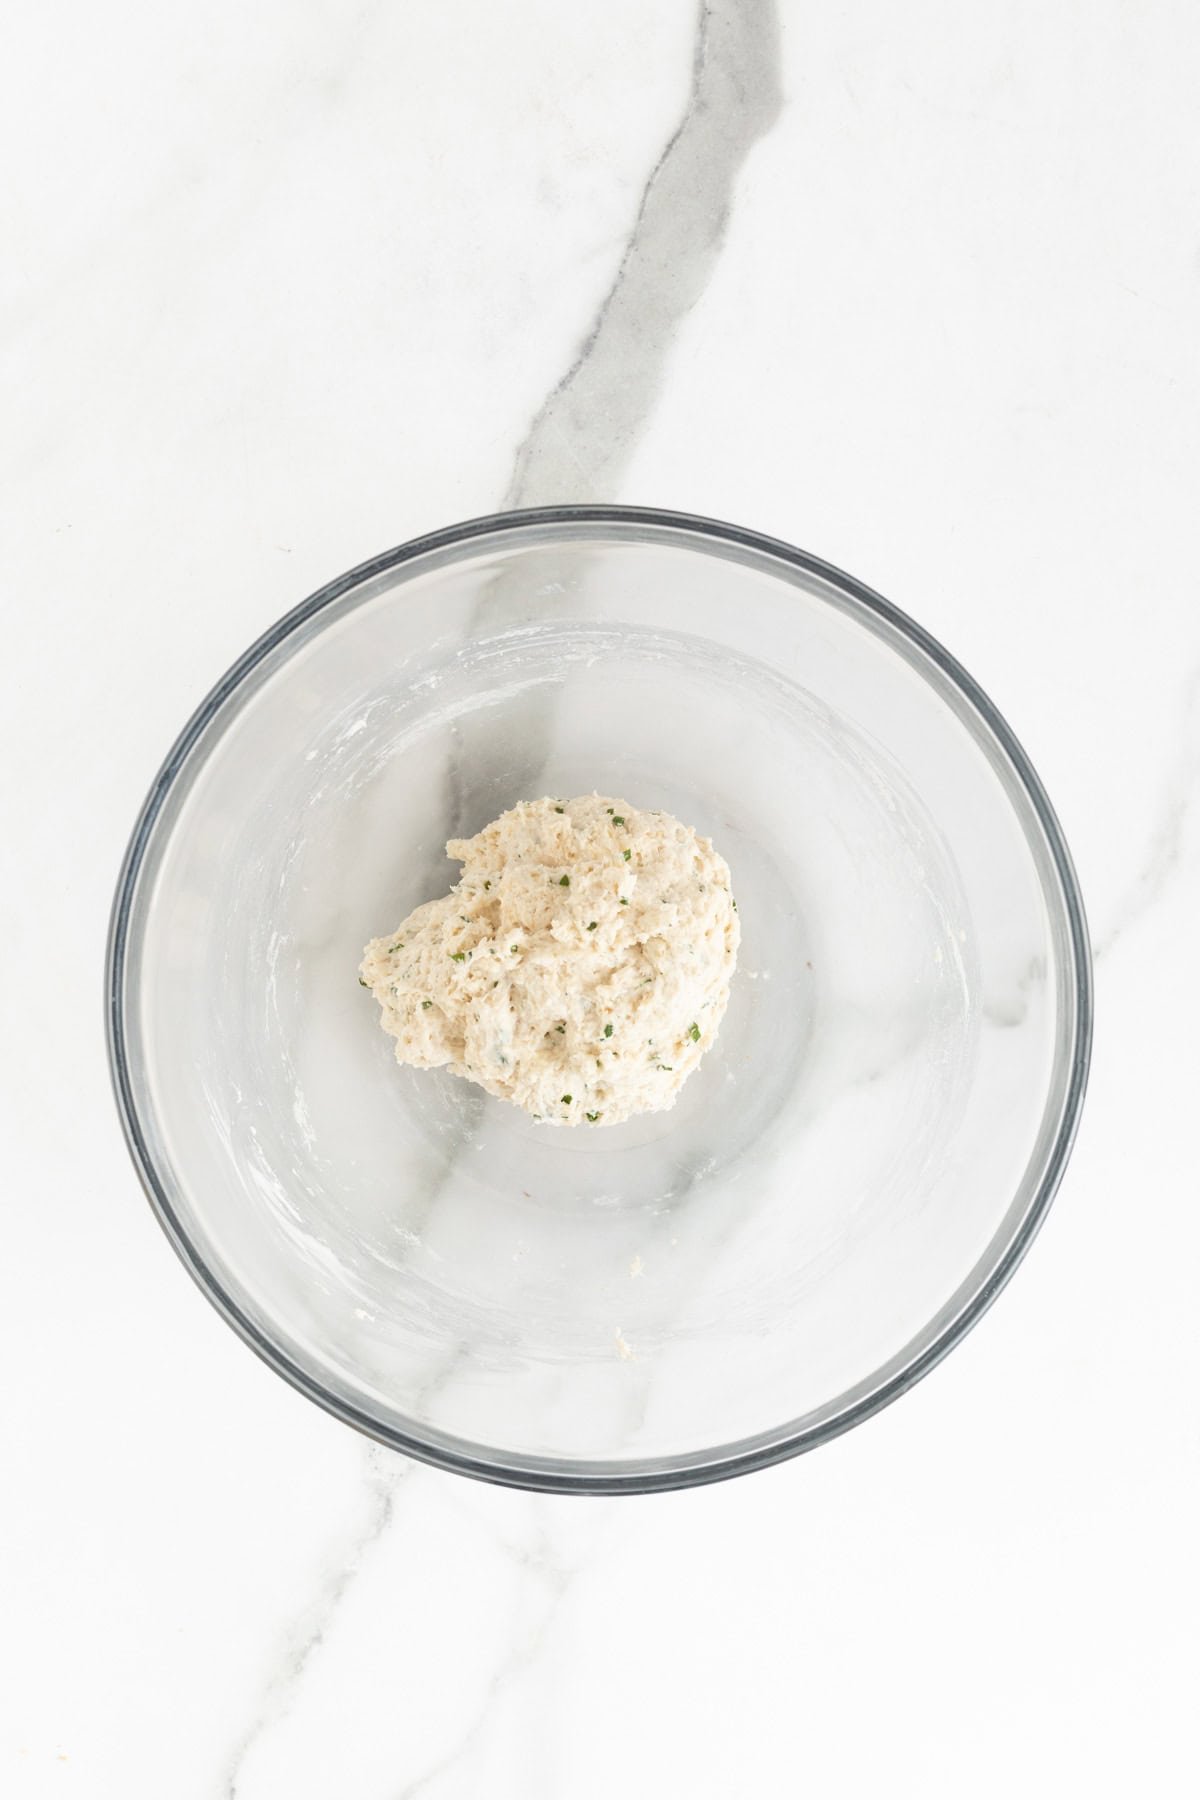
450,952,466,962
732,898,737,911
586,1112,600,1123
358,976,370,988
623,848,631,861
483,880,491,890
559,874,570,887
510,944,518,954
603,1023,613,1039
554,804,564,813
421,999,433,1009
587,921,597,932
619,897,629,906
612,815,625,827
688,1022,701,1042
658,1064,673,1072
561,1094,573,1105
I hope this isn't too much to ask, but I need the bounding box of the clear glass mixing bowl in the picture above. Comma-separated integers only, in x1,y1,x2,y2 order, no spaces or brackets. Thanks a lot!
107,507,1092,1491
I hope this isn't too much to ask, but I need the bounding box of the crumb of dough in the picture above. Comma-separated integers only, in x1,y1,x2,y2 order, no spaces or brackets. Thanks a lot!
629,1254,644,1278
614,1327,636,1362
360,794,739,1127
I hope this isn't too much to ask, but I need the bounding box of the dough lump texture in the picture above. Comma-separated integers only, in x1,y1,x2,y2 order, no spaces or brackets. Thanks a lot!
360,794,739,1127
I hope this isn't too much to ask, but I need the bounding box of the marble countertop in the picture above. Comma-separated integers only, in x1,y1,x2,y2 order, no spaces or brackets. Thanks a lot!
5,2,1198,1794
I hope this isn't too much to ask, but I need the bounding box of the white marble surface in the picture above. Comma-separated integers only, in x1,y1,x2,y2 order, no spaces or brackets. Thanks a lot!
4,1,1199,1793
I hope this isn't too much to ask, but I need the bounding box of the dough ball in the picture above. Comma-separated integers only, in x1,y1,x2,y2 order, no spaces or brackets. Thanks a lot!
360,795,739,1127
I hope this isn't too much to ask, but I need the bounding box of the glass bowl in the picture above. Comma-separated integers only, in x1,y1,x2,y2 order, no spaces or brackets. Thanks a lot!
107,507,1092,1492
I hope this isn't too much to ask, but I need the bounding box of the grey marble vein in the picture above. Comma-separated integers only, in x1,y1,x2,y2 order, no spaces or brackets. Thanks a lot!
442,0,782,832
220,1447,404,1799
1093,667,1200,961
507,0,783,506
217,18,785,1789
391,1516,581,1800
415,1,785,1500
981,955,1046,1028
423,0,786,1437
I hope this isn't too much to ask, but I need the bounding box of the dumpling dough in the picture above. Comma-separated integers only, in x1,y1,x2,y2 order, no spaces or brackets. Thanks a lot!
360,794,739,1127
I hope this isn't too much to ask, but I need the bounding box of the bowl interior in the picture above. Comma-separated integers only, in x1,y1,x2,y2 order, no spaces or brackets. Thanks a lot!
115,515,1087,1485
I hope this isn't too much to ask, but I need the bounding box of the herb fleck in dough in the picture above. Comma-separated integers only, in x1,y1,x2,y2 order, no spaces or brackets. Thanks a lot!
360,795,740,1126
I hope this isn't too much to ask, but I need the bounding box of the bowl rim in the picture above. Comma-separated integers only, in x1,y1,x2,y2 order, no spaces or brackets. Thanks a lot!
106,503,1094,1494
